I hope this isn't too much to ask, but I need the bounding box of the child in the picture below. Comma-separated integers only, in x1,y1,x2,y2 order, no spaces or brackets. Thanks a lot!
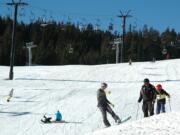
55,110,62,121
155,84,170,114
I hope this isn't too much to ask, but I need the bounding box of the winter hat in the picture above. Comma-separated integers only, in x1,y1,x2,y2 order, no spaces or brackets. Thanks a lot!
144,78,149,83
156,84,162,91
101,82,108,88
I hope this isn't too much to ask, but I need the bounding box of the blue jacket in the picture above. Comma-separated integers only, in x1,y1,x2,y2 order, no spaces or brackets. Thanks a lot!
55,111,62,121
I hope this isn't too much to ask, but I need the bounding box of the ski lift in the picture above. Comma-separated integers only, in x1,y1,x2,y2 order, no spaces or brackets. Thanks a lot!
40,9,50,27
68,44,73,54
78,24,83,31
112,44,116,50
40,23,49,27
162,47,167,55
95,23,100,31
30,11,35,23
81,18,87,31
6,6,12,17
77,22,82,31
42,9,47,22
108,18,113,32
170,41,175,46
78,23,87,31
108,23,113,32
95,19,100,31
69,48,73,54
48,11,54,22
109,41,116,50
67,16,71,25
133,21,137,31
60,22,65,31
19,7,25,17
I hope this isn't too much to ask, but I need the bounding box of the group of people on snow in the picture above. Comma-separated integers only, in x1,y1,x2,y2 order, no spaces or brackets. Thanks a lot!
138,78,170,117
97,79,170,127
6,78,170,126
41,110,62,123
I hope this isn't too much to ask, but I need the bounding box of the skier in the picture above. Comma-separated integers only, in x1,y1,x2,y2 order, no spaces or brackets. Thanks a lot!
155,84,170,114
41,115,52,123
97,82,121,127
7,88,14,102
138,78,156,117
55,110,62,121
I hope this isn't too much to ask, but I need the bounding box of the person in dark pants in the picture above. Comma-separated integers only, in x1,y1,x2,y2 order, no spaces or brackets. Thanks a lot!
155,84,170,114
138,78,156,117
97,82,121,127
41,115,52,123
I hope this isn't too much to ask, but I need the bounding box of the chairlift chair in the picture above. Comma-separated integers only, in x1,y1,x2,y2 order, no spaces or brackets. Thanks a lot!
108,23,113,32
69,47,73,54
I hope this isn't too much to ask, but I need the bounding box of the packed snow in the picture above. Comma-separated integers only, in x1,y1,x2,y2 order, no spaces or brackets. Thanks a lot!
0,59,180,135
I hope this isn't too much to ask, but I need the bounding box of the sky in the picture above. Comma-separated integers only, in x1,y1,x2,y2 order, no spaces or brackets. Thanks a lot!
0,0,180,33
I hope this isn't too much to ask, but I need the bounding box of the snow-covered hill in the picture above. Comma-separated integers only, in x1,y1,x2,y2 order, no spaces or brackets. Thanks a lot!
87,112,180,135
0,59,180,135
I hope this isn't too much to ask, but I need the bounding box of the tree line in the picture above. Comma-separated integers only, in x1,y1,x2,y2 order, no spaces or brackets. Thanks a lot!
0,16,180,65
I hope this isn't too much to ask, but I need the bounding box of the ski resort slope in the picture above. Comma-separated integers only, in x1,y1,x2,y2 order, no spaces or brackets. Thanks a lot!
87,112,180,135
0,59,180,135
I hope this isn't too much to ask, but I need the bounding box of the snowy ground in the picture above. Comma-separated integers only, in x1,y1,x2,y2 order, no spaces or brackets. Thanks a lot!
0,59,180,135
88,112,180,135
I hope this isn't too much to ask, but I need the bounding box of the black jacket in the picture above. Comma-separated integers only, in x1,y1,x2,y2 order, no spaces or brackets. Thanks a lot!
97,89,111,107
155,89,170,104
138,84,156,103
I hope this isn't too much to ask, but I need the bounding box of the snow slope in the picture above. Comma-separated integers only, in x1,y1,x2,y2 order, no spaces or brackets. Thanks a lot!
0,59,180,135
87,112,180,135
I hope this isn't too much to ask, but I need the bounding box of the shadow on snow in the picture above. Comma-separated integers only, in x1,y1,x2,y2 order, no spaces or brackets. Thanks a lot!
15,78,180,84
0,111,31,116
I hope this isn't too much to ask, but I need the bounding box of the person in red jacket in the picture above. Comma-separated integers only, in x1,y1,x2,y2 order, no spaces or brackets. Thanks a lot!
155,84,170,114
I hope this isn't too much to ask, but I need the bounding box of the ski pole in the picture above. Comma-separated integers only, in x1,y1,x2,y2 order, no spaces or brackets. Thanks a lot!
168,99,172,112
136,103,139,120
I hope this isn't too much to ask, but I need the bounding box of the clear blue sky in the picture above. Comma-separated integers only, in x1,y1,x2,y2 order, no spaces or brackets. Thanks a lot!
0,0,180,33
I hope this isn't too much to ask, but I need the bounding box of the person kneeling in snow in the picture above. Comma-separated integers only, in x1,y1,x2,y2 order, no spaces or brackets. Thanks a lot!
55,110,62,121
97,83,121,127
155,84,170,114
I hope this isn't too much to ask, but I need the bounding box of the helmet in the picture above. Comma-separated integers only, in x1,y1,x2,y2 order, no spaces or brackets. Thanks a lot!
144,78,149,83
156,84,162,91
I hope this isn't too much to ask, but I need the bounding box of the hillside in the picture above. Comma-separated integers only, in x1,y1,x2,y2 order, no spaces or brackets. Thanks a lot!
0,59,180,135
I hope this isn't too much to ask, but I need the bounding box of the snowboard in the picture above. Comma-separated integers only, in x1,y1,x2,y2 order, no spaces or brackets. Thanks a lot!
119,116,131,124
41,120,82,124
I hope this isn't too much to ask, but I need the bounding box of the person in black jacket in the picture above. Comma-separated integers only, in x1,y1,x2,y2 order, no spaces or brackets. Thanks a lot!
155,84,170,114
41,115,52,123
138,78,156,117
97,82,121,127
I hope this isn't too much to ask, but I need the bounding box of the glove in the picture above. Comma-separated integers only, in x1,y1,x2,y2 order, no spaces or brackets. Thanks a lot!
107,91,111,94
106,90,111,94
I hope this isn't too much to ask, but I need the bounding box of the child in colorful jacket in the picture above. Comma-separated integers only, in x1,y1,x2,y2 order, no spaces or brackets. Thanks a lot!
155,84,170,114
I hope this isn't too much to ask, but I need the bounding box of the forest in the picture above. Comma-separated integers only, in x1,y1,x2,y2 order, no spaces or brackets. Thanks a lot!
0,16,180,65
